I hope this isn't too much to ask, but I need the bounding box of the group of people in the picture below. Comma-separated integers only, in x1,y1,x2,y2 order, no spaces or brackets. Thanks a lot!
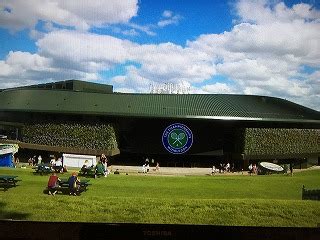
50,157,64,173
142,158,150,174
27,154,66,171
47,154,111,196
213,162,257,175
141,158,160,174
47,172,81,196
27,155,42,166
248,163,258,175
80,154,109,177
211,162,232,175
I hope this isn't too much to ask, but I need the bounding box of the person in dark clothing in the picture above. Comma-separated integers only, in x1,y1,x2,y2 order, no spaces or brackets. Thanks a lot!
95,161,106,178
68,172,80,196
81,160,90,175
100,154,109,175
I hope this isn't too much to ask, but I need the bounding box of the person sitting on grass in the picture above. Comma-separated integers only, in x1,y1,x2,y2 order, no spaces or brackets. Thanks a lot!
81,160,90,175
95,161,107,178
63,165,68,173
47,172,61,196
50,157,56,167
68,172,80,196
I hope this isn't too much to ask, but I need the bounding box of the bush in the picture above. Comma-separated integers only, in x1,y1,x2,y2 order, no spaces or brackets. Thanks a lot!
22,123,118,151
242,128,320,156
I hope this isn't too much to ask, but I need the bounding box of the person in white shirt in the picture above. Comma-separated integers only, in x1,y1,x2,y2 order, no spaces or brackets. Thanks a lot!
37,155,42,165
54,157,63,172
211,165,216,175
50,157,56,167
81,160,90,175
225,162,230,172
142,164,147,174
248,164,253,175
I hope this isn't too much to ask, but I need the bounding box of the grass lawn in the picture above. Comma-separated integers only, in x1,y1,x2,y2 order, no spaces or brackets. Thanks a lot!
0,167,319,227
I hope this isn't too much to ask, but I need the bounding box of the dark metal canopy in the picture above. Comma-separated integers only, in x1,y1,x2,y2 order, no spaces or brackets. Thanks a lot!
0,80,319,125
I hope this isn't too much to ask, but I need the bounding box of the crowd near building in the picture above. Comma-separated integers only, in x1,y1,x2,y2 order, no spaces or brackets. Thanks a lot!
0,80,319,170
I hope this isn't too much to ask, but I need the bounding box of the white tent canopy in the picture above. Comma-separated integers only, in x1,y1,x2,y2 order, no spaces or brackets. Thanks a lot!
62,153,97,168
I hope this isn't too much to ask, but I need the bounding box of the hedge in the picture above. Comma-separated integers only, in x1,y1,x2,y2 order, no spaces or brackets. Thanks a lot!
21,123,118,151
242,128,320,156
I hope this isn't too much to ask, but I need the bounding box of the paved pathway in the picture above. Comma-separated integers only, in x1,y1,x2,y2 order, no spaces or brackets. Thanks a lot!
109,165,320,176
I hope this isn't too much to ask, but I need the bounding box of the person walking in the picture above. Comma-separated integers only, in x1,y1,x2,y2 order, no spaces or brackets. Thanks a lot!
211,165,216,175
290,163,293,176
155,162,160,172
101,154,109,175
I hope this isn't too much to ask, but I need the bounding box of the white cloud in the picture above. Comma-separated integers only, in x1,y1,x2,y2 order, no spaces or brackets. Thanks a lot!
157,10,182,27
111,65,151,93
0,49,100,86
201,83,237,94
236,0,320,24
116,10,182,37
37,30,135,72
114,87,137,93
186,0,320,110
0,51,53,77
0,0,138,31
34,30,215,85
112,75,127,85
0,51,55,86
122,29,139,36
130,42,215,83
307,71,320,95
0,0,319,111
127,23,156,36
162,10,173,18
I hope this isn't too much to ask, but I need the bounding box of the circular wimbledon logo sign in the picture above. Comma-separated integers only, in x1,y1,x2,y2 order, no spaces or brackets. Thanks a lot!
162,123,193,154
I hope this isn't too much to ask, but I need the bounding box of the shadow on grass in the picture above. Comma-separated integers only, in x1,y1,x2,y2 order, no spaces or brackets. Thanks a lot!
0,184,18,192
0,201,30,220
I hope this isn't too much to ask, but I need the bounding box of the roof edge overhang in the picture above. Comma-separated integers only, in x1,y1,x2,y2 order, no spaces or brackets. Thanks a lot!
1,109,320,125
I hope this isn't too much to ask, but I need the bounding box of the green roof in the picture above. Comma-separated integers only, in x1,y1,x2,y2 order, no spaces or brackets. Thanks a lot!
0,81,320,124
0,79,113,94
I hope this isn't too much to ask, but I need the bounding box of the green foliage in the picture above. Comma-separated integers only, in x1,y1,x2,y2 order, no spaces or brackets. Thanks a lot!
0,167,319,227
243,128,320,156
21,123,118,150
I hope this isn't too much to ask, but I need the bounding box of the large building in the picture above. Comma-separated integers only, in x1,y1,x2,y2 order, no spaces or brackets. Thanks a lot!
0,80,319,168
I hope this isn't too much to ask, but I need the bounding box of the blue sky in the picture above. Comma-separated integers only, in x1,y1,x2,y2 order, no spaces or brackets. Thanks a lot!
0,0,319,110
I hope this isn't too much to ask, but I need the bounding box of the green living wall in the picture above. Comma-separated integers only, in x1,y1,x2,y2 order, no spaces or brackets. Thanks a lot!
243,128,320,156
22,123,118,151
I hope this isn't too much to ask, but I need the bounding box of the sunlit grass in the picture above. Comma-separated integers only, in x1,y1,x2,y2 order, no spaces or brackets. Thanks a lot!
0,167,319,227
